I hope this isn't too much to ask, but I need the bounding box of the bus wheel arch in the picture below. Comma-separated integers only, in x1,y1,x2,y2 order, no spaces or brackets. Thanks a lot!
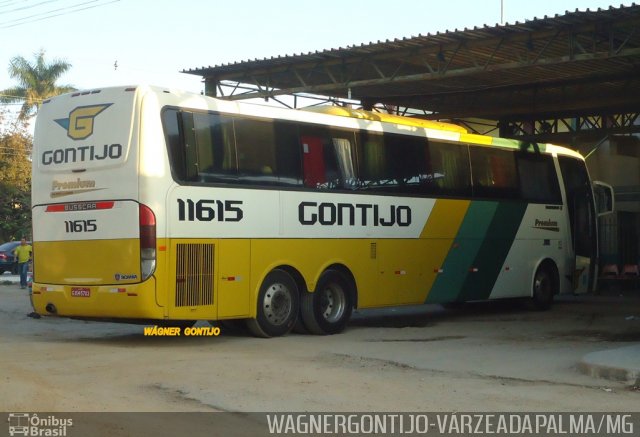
246,268,300,338
301,265,356,335
530,259,559,311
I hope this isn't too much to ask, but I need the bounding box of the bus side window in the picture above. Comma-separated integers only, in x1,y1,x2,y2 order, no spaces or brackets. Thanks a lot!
180,111,199,182
427,141,472,197
232,118,303,187
383,132,428,193
187,112,237,183
331,137,357,190
357,132,388,190
273,121,303,187
301,129,356,190
470,147,519,199
301,135,327,188
235,118,278,181
516,152,561,203
162,109,189,181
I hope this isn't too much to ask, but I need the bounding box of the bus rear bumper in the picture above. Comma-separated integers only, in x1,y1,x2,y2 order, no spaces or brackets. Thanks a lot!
31,277,164,320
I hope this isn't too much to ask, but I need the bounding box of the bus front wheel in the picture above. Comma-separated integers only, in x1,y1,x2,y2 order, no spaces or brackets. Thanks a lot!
301,269,353,335
247,269,299,338
530,262,557,311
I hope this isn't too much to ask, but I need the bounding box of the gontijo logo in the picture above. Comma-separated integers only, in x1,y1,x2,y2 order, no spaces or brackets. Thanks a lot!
54,104,112,140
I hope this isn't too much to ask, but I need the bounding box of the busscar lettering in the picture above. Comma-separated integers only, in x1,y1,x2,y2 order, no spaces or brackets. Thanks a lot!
63,202,98,211
299,201,411,227
42,144,122,165
177,199,243,222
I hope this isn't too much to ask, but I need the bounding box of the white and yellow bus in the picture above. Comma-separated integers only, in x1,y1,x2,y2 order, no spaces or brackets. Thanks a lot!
31,85,613,337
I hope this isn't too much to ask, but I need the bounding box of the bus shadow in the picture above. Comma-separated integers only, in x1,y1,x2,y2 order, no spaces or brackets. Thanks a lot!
348,298,537,329
42,320,252,347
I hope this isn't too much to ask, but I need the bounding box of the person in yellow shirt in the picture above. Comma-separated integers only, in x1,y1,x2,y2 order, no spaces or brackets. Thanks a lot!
13,238,32,289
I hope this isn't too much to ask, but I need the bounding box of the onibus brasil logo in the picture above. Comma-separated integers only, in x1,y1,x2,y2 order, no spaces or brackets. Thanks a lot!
54,104,112,140
7,413,73,436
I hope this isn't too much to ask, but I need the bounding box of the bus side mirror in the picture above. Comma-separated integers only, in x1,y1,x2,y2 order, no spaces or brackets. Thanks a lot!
592,181,614,217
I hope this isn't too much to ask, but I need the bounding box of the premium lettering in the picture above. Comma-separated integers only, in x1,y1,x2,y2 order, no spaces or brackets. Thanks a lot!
533,218,560,232
52,178,96,191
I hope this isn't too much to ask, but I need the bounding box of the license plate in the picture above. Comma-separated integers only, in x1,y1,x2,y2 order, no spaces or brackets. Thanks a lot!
70,287,91,297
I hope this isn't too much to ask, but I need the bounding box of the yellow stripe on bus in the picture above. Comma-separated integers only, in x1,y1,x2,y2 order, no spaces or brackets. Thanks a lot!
397,199,471,303
420,199,470,239
459,133,493,145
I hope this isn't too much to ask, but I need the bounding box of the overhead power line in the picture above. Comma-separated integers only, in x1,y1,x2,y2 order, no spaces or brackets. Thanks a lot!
0,0,119,29
0,0,59,14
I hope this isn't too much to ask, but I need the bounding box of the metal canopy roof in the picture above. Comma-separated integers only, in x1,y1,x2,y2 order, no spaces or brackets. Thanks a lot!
185,4,640,136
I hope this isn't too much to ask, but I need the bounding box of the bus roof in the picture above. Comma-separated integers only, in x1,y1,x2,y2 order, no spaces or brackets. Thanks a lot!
46,85,584,161
303,106,468,133
302,105,583,159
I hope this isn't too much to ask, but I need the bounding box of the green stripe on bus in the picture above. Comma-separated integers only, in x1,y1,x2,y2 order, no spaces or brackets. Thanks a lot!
425,202,498,304
457,201,528,301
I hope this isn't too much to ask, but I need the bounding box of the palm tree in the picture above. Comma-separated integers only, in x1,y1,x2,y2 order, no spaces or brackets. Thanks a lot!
1,50,75,120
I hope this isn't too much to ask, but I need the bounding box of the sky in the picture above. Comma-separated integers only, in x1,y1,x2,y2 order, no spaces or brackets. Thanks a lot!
0,0,635,102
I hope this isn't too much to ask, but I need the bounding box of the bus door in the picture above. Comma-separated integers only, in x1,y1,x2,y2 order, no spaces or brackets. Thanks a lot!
558,156,599,294
571,186,597,294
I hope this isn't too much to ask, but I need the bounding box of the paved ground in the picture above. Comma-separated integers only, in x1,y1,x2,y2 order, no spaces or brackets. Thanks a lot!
1,278,638,418
2,272,640,435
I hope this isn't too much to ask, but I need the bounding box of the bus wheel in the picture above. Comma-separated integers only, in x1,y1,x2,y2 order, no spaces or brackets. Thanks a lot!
530,262,557,311
301,269,353,335
246,269,299,338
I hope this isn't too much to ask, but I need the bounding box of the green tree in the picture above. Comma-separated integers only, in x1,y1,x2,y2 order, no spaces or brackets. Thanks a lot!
0,110,32,242
1,49,75,120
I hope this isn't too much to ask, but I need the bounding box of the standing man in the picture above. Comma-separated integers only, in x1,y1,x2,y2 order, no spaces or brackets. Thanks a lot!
13,238,32,289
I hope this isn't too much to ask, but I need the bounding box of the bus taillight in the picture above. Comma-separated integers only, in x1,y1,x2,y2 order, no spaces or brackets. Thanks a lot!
139,204,156,280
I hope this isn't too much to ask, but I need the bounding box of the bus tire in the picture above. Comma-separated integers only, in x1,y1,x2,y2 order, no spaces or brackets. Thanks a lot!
301,269,353,335
246,269,299,338
530,262,557,311
292,315,310,334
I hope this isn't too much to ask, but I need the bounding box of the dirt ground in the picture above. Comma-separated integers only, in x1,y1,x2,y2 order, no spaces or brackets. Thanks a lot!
1,282,638,434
